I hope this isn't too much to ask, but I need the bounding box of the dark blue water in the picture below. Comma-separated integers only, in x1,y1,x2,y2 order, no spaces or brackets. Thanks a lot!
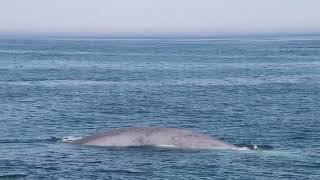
0,35,320,179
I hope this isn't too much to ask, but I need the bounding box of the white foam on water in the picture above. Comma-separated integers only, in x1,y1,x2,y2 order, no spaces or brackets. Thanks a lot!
60,136,82,143
234,147,251,151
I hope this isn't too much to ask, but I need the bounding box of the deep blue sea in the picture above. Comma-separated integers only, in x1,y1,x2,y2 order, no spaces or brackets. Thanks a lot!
0,35,320,179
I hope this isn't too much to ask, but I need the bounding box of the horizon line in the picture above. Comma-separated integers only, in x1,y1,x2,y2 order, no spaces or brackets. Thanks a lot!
1,30,320,39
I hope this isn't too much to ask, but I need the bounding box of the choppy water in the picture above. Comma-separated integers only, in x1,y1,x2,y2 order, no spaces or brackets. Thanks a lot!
0,35,320,179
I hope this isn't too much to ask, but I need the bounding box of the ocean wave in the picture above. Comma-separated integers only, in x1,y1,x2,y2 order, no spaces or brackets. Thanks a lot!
0,137,61,144
0,74,319,87
0,174,28,179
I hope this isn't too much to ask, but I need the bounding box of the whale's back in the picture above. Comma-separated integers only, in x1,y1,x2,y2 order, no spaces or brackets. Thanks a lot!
69,127,237,149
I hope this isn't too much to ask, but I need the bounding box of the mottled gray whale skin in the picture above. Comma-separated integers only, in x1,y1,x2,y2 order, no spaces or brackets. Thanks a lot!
69,127,239,150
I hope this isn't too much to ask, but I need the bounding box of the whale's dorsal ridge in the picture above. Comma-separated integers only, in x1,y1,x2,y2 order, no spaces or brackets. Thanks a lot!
69,127,238,150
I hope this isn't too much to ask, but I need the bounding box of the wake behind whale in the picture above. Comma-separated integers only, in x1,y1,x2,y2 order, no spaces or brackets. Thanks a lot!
67,127,247,150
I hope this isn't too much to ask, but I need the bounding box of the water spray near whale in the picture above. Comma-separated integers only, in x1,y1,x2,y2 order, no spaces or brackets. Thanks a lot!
66,127,249,150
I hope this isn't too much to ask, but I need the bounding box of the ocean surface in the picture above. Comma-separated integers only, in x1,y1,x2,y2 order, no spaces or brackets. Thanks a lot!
0,35,320,179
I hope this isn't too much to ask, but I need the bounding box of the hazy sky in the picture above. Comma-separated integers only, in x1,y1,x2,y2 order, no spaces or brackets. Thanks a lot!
0,0,319,35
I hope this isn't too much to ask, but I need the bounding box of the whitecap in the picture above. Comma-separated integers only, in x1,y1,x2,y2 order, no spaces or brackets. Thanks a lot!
60,136,82,143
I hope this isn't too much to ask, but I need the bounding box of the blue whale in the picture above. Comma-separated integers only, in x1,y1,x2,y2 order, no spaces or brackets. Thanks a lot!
68,127,245,150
